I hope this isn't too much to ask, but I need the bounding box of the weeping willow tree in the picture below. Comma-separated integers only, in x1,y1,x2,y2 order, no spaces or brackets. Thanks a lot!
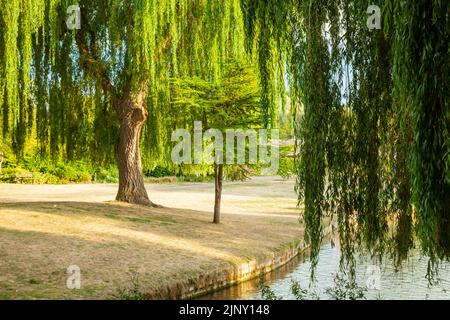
0,0,247,205
242,0,449,280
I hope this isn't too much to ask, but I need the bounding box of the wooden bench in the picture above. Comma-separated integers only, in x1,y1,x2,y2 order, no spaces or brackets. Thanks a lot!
14,173,40,184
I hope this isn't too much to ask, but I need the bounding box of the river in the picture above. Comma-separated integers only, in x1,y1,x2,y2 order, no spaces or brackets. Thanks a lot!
200,243,450,300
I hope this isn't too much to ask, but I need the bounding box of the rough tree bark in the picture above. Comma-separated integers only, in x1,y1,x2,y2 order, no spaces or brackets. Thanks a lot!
213,163,223,223
73,11,155,206
114,87,154,206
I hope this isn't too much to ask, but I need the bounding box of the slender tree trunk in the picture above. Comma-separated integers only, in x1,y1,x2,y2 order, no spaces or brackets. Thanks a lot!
213,163,223,223
0,152,3,175
115,100,153,206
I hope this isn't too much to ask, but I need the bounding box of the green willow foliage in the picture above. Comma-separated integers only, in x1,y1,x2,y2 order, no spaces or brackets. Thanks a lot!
242,0,449,279
0,0,247,168
1,0,448,281
389,0,450,277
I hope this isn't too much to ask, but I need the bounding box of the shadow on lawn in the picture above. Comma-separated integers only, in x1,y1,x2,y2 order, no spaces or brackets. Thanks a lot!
0,201,301,258
0,200,303,299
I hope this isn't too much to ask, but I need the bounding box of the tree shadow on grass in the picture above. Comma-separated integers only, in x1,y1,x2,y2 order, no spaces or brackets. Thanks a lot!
0,200,304,299
0,225,232,300
0,201,301,262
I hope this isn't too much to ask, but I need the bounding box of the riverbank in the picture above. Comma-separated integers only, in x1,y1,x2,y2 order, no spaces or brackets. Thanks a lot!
0,177,305,299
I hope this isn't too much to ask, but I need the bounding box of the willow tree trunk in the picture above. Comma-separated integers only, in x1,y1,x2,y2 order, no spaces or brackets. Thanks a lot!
213,163,223,224
72,11,154,206
115,101,152,206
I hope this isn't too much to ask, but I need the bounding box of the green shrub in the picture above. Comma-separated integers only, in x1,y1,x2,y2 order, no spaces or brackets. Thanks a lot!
0,157,98,184
145,165,175,178
278,158,296,179
92,166,119,183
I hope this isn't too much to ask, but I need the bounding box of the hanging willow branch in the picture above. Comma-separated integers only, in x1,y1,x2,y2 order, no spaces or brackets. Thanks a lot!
0,0,251,206
0,0,247,161
242,0,449,281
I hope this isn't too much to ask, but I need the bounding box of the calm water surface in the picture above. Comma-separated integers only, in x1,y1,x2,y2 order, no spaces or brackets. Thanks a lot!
201,243,450,300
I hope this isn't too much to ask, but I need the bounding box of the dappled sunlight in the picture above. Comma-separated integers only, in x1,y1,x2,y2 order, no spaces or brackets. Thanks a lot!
152,191,300,219
83,224,239,261
0,178,303,299
0,207,240,262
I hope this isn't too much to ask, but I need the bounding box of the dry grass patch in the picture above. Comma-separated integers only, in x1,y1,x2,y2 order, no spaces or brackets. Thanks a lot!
0,197,303,299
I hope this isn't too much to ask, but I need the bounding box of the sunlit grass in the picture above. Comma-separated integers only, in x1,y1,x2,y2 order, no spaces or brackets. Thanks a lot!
0,178,303,299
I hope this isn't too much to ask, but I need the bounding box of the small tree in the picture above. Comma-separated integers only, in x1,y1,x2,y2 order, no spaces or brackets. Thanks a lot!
172,60,263,223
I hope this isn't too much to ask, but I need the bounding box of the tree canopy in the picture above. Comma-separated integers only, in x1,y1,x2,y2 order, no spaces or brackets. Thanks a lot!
242,0,449,279
0,0,251,204
1,0,249,155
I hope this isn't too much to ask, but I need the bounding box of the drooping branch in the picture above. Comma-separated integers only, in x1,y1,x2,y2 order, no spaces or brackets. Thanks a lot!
70,7,119,111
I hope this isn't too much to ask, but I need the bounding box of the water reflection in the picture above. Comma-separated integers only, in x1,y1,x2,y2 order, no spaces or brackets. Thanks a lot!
200,243,450,300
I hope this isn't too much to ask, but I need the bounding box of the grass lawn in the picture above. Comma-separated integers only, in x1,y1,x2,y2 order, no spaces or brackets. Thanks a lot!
0,177,303,299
